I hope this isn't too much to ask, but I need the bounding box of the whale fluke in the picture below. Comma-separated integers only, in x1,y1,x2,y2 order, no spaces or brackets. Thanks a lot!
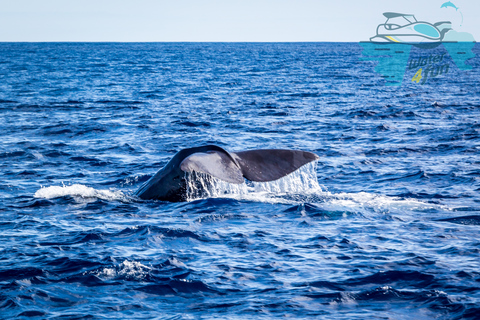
135,145,319,202
232,149,319,182
180,151,244,184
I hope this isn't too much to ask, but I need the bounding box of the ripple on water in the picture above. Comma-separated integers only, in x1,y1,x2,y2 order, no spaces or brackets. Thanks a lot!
1,42,479,319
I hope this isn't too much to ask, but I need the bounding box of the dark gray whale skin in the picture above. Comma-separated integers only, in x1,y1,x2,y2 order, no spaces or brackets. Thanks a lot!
135,145,319,202
135,145,237,202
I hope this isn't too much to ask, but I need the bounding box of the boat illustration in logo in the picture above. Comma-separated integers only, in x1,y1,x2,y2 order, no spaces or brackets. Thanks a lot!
370,12,452,43
360,5,476,86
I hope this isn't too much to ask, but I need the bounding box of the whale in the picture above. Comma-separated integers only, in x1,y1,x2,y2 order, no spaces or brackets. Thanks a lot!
135,145,319,202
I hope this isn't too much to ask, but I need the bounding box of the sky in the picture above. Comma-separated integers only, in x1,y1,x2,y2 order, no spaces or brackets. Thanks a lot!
0,0,479,42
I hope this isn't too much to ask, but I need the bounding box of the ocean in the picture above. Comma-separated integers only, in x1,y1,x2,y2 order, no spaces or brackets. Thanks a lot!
1,42,479,319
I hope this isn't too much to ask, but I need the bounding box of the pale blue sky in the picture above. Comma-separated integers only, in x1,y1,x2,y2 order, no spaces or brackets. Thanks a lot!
1,0,478,42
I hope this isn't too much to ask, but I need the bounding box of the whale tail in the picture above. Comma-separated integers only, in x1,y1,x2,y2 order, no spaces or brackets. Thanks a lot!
137,145,320,201
232,149,319,182
180,148,319,184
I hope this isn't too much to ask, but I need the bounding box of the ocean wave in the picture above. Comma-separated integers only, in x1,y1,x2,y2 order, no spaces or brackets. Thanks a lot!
181,163,444,215
32,167,445,217
318,190,443,216
95,260,154,281
438,215,480,225
3,41,478,320
34,184,126,202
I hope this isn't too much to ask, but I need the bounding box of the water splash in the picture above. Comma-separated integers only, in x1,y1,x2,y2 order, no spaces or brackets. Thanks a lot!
96,260,152,281
32,167,445,215
185,162,322,202
34,184,126,202
184,163,447,214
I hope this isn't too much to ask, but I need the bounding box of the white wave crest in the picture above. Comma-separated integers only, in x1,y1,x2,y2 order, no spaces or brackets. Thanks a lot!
34,183,125,201
319,190,443,216
96,260,152,280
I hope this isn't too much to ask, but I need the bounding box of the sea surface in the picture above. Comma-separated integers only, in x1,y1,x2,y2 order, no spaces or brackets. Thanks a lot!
1,42,479,319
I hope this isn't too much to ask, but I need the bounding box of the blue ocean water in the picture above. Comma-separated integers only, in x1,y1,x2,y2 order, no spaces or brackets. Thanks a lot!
1,42,480,319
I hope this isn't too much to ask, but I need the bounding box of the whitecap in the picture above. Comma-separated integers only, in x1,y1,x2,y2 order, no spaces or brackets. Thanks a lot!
34,183,125,201
95,260,152,281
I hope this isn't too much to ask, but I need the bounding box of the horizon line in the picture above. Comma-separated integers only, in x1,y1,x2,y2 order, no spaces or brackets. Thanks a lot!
0,40,363,44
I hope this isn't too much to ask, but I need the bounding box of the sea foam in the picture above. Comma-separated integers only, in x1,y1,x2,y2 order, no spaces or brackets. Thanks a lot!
184,162,443,213
34,184,125,201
